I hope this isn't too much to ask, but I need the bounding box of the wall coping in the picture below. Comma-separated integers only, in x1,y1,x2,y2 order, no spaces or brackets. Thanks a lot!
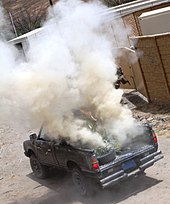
102,0,170,18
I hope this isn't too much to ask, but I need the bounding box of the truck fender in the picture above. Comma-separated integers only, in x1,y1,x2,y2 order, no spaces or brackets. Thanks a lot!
24,148,35,157
67,161,79,170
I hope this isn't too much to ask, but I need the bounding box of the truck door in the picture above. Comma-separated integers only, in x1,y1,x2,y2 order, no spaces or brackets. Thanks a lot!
35,140,57,166
54,143,86,169
54,144,71,168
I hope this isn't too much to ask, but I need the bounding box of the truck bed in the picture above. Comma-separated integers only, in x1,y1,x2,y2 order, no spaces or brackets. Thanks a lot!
23,124,163,193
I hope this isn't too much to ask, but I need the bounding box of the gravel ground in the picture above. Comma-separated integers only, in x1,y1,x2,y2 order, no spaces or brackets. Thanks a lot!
0,90,170,204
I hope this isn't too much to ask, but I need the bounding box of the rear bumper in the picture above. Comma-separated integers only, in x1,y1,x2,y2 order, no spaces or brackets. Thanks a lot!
100,150,163,188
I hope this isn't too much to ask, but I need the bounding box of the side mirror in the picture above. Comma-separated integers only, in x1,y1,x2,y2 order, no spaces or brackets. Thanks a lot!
30,133,37,140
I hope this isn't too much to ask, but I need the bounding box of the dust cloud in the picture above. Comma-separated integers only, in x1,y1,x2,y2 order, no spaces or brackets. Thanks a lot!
0,0,142,149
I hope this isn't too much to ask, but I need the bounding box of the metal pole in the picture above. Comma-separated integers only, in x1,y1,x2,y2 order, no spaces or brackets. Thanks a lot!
9,12,18,37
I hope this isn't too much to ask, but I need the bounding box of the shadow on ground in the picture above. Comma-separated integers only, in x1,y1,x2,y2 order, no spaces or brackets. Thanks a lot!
123,90,170,114
122,90,148,109
10,170,162,204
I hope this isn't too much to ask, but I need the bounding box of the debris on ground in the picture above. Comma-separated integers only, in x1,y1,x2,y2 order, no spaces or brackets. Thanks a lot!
123,90,170,137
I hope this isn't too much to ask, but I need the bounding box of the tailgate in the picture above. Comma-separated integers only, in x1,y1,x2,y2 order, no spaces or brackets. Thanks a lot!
98,145,163,188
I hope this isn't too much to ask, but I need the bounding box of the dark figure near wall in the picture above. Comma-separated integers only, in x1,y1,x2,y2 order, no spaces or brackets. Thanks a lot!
114,67,130,89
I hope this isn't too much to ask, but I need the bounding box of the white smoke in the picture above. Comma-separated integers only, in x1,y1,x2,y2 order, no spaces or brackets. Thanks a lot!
0,0,142,149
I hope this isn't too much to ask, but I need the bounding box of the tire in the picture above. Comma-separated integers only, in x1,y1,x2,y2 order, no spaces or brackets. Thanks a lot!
72,168,90,197
30,155,50,179
97,149,116,165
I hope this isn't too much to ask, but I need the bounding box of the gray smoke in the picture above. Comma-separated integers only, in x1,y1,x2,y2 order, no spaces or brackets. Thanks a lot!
0,0,142,149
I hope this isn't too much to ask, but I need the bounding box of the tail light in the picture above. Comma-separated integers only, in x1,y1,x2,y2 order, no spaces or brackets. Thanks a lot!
152,130,158,144
91,156,99,170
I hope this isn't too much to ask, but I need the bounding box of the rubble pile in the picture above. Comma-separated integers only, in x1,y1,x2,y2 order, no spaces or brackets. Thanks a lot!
133,104,170,137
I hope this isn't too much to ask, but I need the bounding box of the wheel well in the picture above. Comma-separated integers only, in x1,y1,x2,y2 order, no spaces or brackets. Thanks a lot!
27,149,35,157
67,161,79,170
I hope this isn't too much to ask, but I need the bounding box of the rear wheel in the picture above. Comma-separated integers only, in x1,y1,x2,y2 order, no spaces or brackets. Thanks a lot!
72,168,89,196
30,154,50,179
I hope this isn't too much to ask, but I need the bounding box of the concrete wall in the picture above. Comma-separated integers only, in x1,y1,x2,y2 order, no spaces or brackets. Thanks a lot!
131,33,170,103
122,2,170,36
119,2,170,104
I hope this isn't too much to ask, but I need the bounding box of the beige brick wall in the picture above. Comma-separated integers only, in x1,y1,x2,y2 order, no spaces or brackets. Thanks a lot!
131,33,170,103
123,13,140,36
132,8,152,36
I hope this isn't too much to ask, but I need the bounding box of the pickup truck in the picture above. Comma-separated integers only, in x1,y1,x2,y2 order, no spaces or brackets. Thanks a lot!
23,124,163,196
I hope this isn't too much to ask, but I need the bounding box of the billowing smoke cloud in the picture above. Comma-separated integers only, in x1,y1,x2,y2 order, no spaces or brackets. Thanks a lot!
0,0,142,149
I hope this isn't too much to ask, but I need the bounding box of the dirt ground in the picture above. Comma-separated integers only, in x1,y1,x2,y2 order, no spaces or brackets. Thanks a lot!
0,90,170,204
